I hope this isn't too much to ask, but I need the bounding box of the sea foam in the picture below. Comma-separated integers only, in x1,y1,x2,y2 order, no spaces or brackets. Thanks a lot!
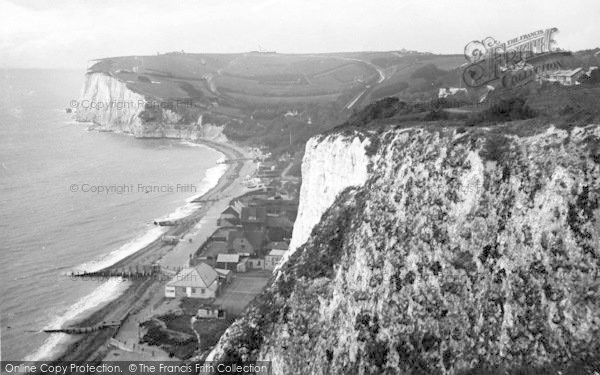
23,278,131,361
72,153,227,274
72,226,168,274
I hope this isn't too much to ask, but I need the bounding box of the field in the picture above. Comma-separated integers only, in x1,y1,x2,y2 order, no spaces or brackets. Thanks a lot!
86,50,470,148
87,51,466,109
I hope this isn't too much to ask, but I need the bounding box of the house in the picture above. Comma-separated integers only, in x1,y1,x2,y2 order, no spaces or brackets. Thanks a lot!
265,215,294,242
438,87,467,99
241,207,267,231
544,68,585,86
228,230,256,254
218,206,241,226
250,198,298,220
265,249,287,270
164,263,219,299
216,253,240,270
265,241,289,252
257,161,277,173
246,257,265,270
244,231,266,255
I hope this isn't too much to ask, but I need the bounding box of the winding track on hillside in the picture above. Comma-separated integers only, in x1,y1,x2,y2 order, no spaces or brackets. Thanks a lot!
337,56,387,109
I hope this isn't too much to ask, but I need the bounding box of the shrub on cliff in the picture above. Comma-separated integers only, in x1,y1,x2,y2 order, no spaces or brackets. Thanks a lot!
347,97,407,126
466,97,538,126
424,109,449,121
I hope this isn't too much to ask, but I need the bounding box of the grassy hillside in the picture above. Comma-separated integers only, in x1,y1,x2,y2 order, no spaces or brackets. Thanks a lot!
85,49,597,153
86,50,470,152
87,51,466,108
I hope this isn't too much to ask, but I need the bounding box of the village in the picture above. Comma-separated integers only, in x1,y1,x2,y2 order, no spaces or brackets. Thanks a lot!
95,151,301,361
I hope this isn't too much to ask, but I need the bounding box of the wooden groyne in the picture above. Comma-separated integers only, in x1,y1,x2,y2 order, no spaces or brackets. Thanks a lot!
154,215,201,226
70,264,161,279
43,320,122,334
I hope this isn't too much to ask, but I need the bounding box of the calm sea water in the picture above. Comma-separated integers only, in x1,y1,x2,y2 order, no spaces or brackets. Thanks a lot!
0,69,224,360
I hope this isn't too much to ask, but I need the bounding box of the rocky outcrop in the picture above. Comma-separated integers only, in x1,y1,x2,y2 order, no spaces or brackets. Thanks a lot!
210,123,600,374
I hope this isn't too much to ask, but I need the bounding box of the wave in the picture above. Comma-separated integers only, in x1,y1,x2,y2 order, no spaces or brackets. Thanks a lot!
72,226,168,274
23,278,131,361
186,164,228,203
37,140,229,361
179,140,208,149
72,142,227,274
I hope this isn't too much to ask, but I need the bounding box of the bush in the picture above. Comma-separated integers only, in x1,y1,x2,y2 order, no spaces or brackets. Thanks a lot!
371,81,409,100
467,97,537,126
424,109,449,121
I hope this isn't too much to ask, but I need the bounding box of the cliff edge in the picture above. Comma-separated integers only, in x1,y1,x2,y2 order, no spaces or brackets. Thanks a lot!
210,122,600,374
76,72,205,138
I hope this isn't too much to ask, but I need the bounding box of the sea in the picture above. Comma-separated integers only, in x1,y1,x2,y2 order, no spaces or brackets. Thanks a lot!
0,69,227,361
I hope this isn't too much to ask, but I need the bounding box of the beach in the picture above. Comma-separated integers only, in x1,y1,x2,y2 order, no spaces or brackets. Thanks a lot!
50,137,256,362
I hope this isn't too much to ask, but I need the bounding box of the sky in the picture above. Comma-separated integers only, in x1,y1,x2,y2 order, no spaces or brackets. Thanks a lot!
1,0,599,69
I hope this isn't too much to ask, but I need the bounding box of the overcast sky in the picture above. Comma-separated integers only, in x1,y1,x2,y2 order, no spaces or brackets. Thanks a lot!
1,0,599,69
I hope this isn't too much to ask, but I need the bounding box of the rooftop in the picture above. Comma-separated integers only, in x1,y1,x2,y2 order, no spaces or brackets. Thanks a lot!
216,253,240,263
268,249,287,257
167,263,218,288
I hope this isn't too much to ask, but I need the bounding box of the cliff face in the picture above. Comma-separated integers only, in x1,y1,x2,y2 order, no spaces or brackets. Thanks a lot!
287,134,370,256
76,73,201,138
211,123,600,374
76,73,147,134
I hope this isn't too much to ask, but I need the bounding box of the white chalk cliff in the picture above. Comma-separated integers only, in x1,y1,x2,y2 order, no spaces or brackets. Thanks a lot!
76,73,147,134
287,134,370,255
209,123,600,374
76,72,202,138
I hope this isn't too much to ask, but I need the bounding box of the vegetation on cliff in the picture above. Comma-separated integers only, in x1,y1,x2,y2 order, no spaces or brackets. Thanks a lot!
212,121,600,374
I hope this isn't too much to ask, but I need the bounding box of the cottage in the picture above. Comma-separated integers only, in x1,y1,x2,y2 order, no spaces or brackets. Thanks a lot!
241,207,267,231
265,249,287,270
544,68,585,86
438,87,467,98
246,257,265,270
226,229,266,255
218,206,241,226
245,231,266,255
265,241,289,251
216,253,240,270
164,263,219,299
228,230,255,254
265,215,294,242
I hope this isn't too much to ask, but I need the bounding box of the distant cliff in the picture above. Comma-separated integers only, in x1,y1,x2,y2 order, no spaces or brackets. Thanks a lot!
210,122,600,374
76,72,204,138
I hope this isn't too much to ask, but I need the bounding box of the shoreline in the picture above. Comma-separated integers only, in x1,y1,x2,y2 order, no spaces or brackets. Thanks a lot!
48,135,254,363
